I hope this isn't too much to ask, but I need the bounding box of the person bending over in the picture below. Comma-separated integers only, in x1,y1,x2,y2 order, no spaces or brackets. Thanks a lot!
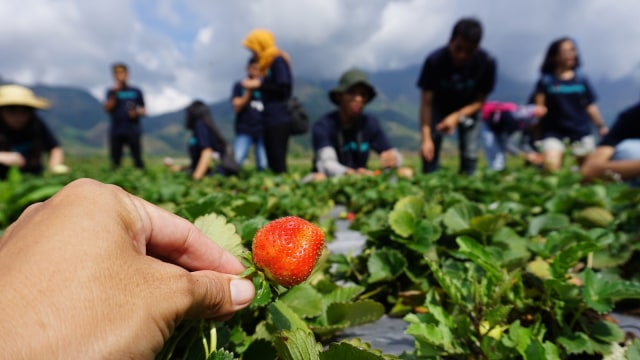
307,69,412,182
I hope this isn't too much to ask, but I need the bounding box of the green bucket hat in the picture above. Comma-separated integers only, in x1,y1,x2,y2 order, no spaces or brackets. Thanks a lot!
328,69,377,105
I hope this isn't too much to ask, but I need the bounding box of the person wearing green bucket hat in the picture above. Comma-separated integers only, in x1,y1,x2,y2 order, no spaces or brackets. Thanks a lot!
0,84,69,179
304,69,413,181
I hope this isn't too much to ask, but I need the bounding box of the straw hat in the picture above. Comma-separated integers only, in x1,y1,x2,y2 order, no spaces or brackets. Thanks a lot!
0,84,50,109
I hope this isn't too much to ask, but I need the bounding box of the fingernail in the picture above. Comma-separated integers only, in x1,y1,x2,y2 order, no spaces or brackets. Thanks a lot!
230,278,255,307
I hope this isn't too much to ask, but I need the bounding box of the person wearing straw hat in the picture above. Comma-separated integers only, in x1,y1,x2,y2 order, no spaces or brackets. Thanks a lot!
305,69,412,181
0,84,69,179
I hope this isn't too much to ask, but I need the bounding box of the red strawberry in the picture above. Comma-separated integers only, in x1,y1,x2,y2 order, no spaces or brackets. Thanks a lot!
252,216,325,287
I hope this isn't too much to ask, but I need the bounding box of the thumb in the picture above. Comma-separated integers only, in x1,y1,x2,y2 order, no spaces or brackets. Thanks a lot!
183,271,255,321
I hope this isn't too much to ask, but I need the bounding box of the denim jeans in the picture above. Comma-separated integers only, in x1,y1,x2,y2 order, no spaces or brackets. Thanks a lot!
233,134,267,171
422,109,481,175
481,122,508,171
612,139,640,186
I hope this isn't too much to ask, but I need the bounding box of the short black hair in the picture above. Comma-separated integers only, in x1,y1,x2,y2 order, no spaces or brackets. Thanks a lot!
247,55,258,66
450,17,483,44
112,62,128,72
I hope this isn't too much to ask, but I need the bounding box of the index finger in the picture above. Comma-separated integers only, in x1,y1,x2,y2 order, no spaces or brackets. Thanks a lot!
127,193,245,275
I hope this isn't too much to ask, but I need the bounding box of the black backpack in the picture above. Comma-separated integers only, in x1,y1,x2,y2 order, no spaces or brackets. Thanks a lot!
288,96,309,135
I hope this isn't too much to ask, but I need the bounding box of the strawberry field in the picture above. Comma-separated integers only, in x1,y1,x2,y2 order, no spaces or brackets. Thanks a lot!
2,157,640,359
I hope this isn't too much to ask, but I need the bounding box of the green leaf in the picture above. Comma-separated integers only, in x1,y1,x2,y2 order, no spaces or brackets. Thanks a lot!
320,339,391,360
581,319,624,343
388,209,416,238
251,275,272,307
626,339,640,359
502,320,532,354
367,248,407,283
470,213,509,235
235,216,269,244
230,196,264,217
527,258,551,280
326,300,385,327
194,213,244,258
323,285,365,304
268,300,310,333
242,339,277,360
393,195,424,216
455,236,502,279
15,184,63,207
527,213,570,236
493,227,531,267
443,202,483,234
280,284,324,318
573,206,614,228
273,328,321,360
583,268,640,314
550,241,600,279
424,258,463,304
207,350,236,360
557,332,594,355
405,219,441,253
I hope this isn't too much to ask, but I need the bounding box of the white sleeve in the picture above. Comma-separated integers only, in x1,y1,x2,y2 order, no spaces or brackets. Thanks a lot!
316,146,349,177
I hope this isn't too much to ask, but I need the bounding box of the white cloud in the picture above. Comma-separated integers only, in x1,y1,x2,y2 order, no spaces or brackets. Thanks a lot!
145,86,192,115
1,0,640,115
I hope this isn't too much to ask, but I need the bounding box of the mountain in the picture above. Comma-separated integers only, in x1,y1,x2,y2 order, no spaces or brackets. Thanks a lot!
18,66,640,156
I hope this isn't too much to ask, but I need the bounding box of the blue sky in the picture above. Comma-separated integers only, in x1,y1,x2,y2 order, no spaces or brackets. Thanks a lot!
1,0,639,115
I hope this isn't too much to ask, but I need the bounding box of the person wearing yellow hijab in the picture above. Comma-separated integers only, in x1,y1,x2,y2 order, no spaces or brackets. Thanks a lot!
242,29,293,174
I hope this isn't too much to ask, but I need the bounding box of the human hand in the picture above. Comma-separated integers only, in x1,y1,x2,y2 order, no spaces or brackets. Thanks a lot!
435,113,459,135
598,126,609,136
380,149,398,168
421,138,435,162
241,78,261,90
533,105,547,118
128,107,139,119
356,168,374,176
0,151,26,167
0,178,254,359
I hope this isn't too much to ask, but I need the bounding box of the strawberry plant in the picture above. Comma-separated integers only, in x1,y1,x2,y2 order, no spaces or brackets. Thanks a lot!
3,157,640,358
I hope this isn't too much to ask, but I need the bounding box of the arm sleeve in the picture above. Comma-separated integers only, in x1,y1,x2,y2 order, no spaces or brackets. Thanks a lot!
416,56,435,90
477,56,497,95
39,119,60,151
316,146,349,177
231,82,243,100
368,116,393,153
261,57,292,98
137,89,145,107
600,102,640,147
582,77,597,104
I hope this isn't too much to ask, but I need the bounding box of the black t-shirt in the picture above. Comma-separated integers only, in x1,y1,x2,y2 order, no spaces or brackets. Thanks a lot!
599,102,640,147
232,82,264,137
312,111,392,169
0,115,59,179
188,120,224,172
535,73,596,141
262,56,292,127
416,46,497,115
105,85,145,136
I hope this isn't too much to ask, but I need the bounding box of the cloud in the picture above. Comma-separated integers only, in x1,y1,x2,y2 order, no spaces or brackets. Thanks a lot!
1,0,640,115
